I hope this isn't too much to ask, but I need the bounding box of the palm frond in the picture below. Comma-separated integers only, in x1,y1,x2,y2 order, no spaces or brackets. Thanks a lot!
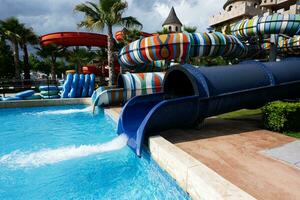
120,16,143,30
75,2,105,31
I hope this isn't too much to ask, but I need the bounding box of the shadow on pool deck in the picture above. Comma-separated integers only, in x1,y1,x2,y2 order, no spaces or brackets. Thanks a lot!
159,117,300,200
161,116,263,143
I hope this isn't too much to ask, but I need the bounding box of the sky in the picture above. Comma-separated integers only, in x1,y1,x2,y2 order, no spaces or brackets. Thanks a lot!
0,0,226,36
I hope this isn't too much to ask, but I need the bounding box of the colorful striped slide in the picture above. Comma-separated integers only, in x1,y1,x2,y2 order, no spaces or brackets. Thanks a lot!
231,14,300,51
91,72,164,109
118,32,246,68
118,14,300,68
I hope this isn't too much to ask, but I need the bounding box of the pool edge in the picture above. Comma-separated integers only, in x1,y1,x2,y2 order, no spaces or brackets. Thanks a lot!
104,107,256,200
0,98,92,109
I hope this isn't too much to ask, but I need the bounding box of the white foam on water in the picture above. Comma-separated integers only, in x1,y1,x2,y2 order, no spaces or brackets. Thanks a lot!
0,134,128,168
32,106,92,115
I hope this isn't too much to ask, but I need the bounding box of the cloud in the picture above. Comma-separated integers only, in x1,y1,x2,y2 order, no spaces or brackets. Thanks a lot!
0,0,226,35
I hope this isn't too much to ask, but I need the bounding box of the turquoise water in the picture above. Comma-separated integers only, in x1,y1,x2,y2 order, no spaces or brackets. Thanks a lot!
0,105,190,200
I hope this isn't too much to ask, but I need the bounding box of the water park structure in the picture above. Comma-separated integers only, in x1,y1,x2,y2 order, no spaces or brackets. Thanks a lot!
91,13,300,109
1,1,300,199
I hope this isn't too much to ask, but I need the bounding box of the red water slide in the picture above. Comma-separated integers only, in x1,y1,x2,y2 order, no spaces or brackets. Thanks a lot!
40,32,108,47
115,30,156,42
40,32,120,76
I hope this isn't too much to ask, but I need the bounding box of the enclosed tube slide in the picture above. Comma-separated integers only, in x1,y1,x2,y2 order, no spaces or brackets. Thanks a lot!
231,14,300,38
91,72,164,107
118,32,246,68
117,59,300,156
118,14,300,68
231,14,300,51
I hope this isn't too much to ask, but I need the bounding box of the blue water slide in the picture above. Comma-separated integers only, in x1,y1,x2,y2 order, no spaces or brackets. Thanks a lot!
15,90,35,99
39,85,58,91
117,59,300,156
41,95,61,99
69,74,79,98
62,74,73,98
76,74,85,97
82,74,90,97
1,96,22,101
88,74,96,97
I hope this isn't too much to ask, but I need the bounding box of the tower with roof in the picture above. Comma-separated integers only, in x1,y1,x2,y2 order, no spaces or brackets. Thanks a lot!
162,7,183,33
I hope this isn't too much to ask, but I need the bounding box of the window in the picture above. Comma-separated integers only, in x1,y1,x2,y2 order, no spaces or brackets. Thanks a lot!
175,26,178,32
169,26,172,31
228,5,233,11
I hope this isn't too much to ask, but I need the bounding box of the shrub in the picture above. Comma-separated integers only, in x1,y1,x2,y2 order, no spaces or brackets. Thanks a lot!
262,101,300,132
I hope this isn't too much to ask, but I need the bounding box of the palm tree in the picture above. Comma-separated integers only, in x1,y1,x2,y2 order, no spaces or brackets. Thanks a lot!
75,0,142,86
19,25,38,80
0,17,23,79
66,47,95,73
183,26,197,33
120,28,141,44
36,44,66,79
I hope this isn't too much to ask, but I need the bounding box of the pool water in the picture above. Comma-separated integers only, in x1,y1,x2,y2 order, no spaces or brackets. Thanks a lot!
0,105,190,200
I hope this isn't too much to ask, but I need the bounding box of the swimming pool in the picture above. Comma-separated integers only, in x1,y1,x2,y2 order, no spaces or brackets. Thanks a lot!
0,105,190,200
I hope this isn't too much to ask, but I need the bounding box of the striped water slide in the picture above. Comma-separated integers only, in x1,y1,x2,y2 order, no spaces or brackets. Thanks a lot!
231,14,300,52
91,72,164,108
118,32,246,68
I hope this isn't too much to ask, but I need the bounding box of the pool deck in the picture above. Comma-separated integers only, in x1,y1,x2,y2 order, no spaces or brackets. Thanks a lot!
105,107,300,200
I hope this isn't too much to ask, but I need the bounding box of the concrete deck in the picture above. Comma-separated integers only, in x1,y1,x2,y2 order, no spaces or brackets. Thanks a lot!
105,106,300,200
160,118,300,200
263,140,300,168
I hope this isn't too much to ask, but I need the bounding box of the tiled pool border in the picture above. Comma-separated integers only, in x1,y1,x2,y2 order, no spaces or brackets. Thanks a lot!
0,98,91,109
104,108,256,200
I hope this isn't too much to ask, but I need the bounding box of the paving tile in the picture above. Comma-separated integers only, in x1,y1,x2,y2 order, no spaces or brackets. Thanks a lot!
263,141,300,165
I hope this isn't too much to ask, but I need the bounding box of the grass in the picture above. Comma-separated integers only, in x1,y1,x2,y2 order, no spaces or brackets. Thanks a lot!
284,132,300,139
218,109,300,139
218,109,262,119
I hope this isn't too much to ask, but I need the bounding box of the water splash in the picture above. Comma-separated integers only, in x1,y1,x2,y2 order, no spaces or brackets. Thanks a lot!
0,134,128,168
30,106,92,115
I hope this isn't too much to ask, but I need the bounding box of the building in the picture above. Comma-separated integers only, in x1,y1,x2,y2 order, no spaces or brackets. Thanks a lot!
162,7,183,33
209,0,300,33
260,0,300,15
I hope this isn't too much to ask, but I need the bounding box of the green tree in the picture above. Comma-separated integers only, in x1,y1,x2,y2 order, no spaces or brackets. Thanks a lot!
190,56,229,67
29,54,51,74
157,27,170,35
66,48,95,73
75,0,142,86
0,39,15,78
36,44,66,79
120,28,141,44
183,25,197,33
0,17,23,79
19,25,38,80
